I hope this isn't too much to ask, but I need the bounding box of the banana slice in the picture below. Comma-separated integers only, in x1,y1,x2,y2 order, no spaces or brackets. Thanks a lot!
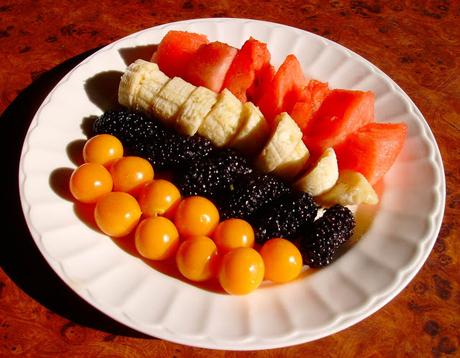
229,102,270,155
198,88,244,147
152,77,196,126
272,140,309,180
256,112,303,173
294,147,338,196
175,86,218,136
118,59,169,110
319,170,379,206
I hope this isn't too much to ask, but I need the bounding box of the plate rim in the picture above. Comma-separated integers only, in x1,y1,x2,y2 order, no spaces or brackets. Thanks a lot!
18,17,446,350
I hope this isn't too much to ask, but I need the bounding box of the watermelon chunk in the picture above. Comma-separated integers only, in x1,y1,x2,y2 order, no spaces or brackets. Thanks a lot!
303,89,375,155
183,42,238,93
222,37,271,102
334,122,407,184
256,54,308,126
154,31,209,78
289,80,330,131
247,64,275,104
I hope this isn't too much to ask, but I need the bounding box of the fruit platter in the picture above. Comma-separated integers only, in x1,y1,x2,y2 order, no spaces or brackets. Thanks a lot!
19,19,445,349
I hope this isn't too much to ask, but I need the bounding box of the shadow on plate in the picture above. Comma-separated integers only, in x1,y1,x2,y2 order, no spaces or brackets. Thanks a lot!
0,48,150,339
84,71,123,112
118,44,158,66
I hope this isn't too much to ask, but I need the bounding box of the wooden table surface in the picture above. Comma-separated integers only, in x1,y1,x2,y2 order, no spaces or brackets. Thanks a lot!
1,1,459,357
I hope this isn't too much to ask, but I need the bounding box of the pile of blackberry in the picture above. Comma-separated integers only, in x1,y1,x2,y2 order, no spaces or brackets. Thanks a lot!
93,109,356,268
219,172,291,220
250,191,318,244
176,148,253,201
93,110,214,170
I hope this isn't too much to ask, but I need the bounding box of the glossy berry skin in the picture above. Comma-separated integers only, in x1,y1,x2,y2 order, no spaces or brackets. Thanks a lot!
83,134,124,167
94,192,141,237
218,247,264,295
213,218,254,253
110,156,154,196
69,162,113,203
176,236,218,282
260,238,303,283
138,179,181,218
174,196,219,237
135,217,179,260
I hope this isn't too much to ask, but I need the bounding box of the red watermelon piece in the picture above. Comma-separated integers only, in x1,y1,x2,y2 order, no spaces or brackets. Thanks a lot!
335,122,407,184
247,64,275,104
222,37,271,102
303,89,375,155
256,54,308,126
183,42,238,93
154,31,209,78
289,80,330,131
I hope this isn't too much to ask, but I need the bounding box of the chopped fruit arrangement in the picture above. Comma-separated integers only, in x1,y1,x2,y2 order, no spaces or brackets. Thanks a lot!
67,30,410,294
70,135,340,295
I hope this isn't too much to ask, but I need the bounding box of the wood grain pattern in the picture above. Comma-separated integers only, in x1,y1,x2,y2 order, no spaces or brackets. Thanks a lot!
1,1,459,356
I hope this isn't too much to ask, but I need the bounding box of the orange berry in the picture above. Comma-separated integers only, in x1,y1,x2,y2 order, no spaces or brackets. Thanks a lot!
138,179,181,218
94,192,141,237
110,156,154,196
218,247,264,295
260,238,303,283
135,217,179,260
83,134,123,167
69,163,113,203
174,196,219,237
176,236,218,282
213,218,254,253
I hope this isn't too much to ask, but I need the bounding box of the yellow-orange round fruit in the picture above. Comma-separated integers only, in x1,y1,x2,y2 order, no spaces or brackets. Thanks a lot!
69,162,113,203
176,236,218,282
218,247,264,295
83,134,123,167
260,238,303,283
135,216,179,260
94,192,141,237
138,179,181,218
110,156,154,196
213,218,254,253
174,196,219,237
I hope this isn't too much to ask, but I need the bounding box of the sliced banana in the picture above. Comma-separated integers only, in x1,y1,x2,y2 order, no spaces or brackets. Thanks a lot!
229,102,270,155
272,140,309,180
198,88,244,147
319,170,379,206
152,77,196,126
175,86,218,136
118,59,169,110
294,147,338,196
256,112,303,173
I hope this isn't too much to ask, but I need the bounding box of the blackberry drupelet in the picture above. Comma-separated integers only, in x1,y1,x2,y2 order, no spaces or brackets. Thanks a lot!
93,109,166,146
250,191,318,244
300,204,355,267
219,173,291,220
176,148,252,200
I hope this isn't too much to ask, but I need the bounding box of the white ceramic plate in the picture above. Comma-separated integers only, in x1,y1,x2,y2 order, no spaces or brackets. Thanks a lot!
19,18,445,350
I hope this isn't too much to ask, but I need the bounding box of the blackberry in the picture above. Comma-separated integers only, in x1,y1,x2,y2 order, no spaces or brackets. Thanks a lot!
220,173,291,220
250,191,318,244
176,148,252,200
300,205,355,268
130,132,214,170
93,109,166,146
